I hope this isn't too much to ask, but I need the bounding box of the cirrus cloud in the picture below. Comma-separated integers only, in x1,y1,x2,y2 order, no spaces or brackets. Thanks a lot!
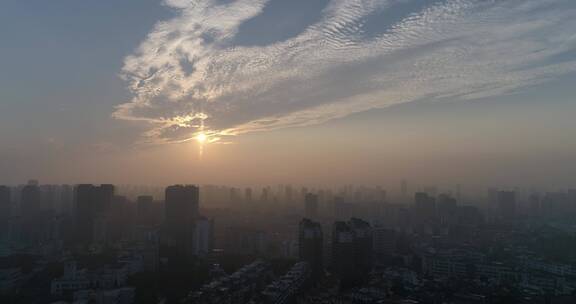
114,0,576,143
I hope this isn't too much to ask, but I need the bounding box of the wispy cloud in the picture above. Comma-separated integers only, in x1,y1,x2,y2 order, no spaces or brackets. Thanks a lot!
114,0,576,143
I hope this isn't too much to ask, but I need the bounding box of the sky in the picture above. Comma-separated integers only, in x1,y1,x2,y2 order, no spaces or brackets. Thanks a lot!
0,0,575,189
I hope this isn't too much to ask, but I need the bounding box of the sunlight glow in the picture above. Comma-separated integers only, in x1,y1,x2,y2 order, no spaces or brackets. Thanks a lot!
196,132,207,143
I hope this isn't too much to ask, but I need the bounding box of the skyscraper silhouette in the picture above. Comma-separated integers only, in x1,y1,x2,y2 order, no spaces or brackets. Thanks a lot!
21,183,42,244
74,184,114,246
165,185,199,258
299,218,323,281
349,218,373,281
331,221,355,288
0,186,11,242
0,186,10,217
331,219,374,288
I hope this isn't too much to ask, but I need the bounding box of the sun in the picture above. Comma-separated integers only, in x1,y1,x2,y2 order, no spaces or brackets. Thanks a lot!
196,132,208,143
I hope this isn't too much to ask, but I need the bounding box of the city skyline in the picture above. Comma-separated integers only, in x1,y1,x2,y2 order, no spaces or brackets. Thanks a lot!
2,180,576,302
2,1,576,302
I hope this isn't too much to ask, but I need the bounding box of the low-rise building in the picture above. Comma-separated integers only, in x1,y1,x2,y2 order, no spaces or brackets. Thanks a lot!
0,267,22,294
73,287,135,304
186,260,273,304
260,262,311,304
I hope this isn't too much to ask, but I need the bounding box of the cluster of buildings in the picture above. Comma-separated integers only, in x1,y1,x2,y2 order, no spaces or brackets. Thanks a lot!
290,187,576,303
186,260,273,304
2,180,576,303
50,253,143,296
258,262,311,304
0,181,215,303
187,261,312,304
0,182,213,259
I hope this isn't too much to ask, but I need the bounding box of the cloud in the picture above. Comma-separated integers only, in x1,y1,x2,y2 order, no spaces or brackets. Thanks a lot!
114,0,576,143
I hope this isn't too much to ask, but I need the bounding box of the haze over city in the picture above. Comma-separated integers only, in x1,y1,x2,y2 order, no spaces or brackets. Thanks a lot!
1,1,576,304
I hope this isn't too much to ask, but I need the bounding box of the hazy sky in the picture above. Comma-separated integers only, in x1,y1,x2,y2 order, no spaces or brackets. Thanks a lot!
1,0,575,188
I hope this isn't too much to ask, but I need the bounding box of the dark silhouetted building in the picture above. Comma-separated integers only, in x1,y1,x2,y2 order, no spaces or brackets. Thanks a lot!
349,218,373,280
74,184,114,246
137,226,160,272
108,195,133,242
193,216,214,256
165,185,199,258
0,186,11,214
331,218,374,288
21,183,42,244
299,218,323,280
0,186,11,241
373,228,397,261
437,193,457,224
331,221,355,288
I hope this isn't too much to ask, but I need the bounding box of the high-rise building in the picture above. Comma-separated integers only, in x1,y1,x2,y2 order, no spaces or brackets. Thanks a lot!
137,226,160,272
60,184,74,216
193,217,214,257
372,228,397,260
21,183,42,244
165,185,199,221
349,218,373,279
304,193,319,219
0,186,11,242
74,184,114,246
40,185,58,213
109,195,134,242
299,218,323,280
0,186,10,217
164,185,199,258
437,193,457,224
331,221,355,287
331,218,374,288
21,184,41,217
